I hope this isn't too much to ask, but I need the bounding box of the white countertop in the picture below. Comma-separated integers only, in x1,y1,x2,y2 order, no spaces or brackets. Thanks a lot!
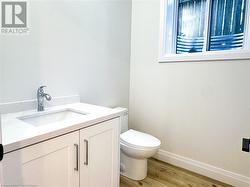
1,103,125,153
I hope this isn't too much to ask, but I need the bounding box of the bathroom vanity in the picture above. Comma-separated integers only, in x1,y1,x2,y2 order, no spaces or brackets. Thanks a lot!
1,103,124,187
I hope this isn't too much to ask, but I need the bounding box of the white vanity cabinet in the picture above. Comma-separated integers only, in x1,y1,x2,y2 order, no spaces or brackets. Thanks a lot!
2,118,120,187
80,118,120,187
3,131,80,187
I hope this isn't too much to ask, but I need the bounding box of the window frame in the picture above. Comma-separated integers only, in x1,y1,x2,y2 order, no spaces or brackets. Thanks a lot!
158,0,250,62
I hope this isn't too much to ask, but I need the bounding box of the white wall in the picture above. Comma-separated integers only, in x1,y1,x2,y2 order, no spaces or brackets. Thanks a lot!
129,0,250,183
0,0,131,108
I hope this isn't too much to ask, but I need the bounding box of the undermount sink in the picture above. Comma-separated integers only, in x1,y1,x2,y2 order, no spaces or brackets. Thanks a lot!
18,109,87,127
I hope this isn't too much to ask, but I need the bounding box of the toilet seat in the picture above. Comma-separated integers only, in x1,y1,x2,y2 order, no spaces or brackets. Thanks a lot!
120,129,161,150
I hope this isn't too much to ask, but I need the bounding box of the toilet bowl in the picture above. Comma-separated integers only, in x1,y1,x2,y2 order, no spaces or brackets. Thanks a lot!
117,108,161,181
120,129,161,180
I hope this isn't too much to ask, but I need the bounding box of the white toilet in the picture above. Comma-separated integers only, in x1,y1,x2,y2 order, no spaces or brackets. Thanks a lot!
119,109,161,181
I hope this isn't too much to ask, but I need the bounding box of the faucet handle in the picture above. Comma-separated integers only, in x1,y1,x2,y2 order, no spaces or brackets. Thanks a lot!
38,86,46,92
39,86,46,90
37,86,47,94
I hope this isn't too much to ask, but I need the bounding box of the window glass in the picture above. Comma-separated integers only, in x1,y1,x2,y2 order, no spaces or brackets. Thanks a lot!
176,0,207,54
165,0,177,54
209,0,247,51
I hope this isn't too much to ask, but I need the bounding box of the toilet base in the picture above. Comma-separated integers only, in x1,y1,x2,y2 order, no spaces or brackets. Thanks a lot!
120,151,147,181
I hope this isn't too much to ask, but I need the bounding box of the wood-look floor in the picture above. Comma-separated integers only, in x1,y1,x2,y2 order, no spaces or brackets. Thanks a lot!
120,158,234,187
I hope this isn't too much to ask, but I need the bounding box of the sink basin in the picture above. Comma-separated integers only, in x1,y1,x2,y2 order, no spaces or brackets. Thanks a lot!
18,109,87,127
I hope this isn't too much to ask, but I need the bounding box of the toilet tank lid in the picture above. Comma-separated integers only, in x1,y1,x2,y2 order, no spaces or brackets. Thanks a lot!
120,129,161,149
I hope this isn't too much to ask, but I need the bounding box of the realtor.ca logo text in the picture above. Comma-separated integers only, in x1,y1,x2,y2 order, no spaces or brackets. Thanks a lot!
1,1,29,34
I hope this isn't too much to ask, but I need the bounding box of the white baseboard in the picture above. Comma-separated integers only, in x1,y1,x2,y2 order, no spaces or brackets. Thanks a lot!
154,149,250,187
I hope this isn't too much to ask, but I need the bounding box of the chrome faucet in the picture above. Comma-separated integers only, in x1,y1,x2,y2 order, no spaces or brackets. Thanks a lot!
37,86,52,111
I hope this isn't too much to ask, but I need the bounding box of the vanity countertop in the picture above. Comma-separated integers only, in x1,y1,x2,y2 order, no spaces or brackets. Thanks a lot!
1,103,124,153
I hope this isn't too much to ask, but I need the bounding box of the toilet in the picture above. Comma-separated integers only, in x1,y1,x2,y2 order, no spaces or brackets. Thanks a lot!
119,109,161,181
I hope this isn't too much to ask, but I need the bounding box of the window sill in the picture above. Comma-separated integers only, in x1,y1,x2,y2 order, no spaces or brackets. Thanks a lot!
158,50,250,63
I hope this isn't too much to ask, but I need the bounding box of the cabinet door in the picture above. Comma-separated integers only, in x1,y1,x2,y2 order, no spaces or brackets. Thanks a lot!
80,118,120,187
2,131,79,187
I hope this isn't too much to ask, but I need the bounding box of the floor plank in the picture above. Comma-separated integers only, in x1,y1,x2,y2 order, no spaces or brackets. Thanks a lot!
121,175,169,187
120,158,234,187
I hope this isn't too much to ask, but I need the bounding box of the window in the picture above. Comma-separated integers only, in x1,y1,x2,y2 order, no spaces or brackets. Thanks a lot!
159,0,250,62
177,0,207,53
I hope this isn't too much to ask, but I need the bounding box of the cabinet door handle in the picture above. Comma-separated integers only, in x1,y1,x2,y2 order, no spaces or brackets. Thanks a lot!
84,140,88,165
0,144,3,161
74,144,79,171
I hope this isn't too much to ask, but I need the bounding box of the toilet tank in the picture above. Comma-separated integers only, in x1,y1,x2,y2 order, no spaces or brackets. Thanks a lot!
114,107,128,133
